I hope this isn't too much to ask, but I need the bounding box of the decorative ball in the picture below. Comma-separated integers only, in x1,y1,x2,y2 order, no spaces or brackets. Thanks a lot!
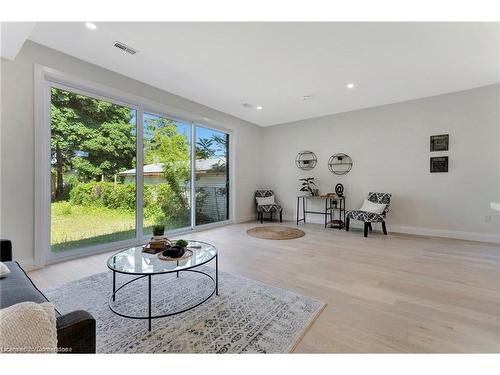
162,245,186,258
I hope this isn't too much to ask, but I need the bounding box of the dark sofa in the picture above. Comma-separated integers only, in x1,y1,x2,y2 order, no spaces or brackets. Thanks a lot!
0,239,96,353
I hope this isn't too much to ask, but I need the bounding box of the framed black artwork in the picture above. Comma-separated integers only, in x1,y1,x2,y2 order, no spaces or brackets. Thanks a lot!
430,156,448,173
430,134,449,152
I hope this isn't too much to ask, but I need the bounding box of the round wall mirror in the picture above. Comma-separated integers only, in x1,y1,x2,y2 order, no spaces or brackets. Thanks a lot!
295,151,317,170
328,153,353,175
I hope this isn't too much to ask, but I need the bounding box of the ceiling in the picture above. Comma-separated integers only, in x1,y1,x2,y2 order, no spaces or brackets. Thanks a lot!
23,22,500,126
0,22,35,60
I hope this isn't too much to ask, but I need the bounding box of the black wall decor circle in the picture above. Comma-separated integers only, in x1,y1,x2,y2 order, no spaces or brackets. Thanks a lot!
295,151,317,170
335,183,344,197
328,153,353,175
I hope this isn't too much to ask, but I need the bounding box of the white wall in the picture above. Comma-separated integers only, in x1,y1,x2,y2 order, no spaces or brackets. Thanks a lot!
2,41,499,269
0,41,263,267
261,84,500,242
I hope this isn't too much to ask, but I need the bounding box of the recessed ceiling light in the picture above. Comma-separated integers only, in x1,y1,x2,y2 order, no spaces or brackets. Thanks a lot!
302,95,311,101
85,22,97,30
346,83,355,89
242,103,263,110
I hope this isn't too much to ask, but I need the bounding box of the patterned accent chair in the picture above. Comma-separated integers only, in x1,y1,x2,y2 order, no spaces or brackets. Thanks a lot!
345,192,392,237
255,190,283,224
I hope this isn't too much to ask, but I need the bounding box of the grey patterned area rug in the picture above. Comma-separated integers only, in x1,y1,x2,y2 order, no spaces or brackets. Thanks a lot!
44,267,324,353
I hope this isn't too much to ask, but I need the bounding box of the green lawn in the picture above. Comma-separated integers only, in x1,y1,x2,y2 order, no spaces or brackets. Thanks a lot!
51,201,193,253
51,202,155,253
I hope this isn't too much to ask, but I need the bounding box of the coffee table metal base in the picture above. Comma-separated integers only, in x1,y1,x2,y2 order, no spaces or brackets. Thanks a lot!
108,256,218,331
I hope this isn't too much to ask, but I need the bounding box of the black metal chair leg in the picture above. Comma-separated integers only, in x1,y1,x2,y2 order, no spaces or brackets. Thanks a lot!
382,221,387,235
364,222,369,237
270,212,273,222
345,217,350,231
279,210,282,223
368,223,373,231
260,212,263,224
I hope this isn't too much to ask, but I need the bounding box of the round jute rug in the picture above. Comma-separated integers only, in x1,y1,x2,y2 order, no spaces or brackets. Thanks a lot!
246,226,306,240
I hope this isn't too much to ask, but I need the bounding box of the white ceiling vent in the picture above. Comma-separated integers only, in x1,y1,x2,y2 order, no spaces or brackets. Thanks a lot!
113,41,137,55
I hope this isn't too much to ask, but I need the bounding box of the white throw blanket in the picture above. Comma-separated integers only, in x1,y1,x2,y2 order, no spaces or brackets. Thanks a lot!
0,302,57,353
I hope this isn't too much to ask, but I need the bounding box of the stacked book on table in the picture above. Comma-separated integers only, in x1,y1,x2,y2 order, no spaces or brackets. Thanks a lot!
143,238,171,254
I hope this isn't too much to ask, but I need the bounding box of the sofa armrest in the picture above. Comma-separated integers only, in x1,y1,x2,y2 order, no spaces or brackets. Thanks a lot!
0,239,12,262
56,310,96,353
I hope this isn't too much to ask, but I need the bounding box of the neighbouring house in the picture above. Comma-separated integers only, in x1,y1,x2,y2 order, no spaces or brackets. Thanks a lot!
116,158,228,222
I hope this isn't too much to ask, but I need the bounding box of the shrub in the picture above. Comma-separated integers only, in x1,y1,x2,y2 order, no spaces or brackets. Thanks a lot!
60,202,73,215
68,181,188,226
53,201,73,216
70,181,136,211
59,174,80,201
69,182,97,206
144,204,166,223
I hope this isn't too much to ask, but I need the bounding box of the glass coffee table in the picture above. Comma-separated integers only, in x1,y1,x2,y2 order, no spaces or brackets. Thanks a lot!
107,240,218,331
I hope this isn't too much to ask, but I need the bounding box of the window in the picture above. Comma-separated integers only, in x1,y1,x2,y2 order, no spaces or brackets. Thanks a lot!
142,113,192,235
195,126,229,225
50,87,137,253
45,80,230,261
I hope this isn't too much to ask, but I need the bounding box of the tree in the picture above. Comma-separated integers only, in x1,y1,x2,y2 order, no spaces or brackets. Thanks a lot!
211,134,228,152
50,89,94,199
143,117,191,213
196,138,215,159
50,88,135,199
209,133,228,171
72,121,136,181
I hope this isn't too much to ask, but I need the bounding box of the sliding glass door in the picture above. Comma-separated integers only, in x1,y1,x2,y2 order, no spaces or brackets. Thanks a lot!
142,113,191,235
48,83,230,259
195,126,229,225
50,86,137,253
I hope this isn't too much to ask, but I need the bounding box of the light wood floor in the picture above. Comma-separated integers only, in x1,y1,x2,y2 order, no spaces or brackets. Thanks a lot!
29,222,500,353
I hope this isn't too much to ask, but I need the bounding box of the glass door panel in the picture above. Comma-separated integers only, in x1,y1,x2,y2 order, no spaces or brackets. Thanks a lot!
142,113,192,236
48,85,231,260
195,126,229,225
50,87,137,253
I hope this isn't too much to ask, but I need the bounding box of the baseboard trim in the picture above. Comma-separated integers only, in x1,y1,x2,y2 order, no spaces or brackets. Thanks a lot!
389,225,500,244
15,219,498,272
282,215,500,244
236,215,257,223
16,258,36,271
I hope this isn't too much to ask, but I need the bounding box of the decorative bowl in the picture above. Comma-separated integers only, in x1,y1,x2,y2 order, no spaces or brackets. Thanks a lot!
161,245,186,259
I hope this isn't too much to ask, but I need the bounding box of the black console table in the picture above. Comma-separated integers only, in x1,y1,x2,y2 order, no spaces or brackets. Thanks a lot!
296,195,346,229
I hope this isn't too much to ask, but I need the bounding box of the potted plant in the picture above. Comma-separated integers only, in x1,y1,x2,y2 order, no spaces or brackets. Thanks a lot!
152,224,165,239
299,178,316,195
175,239,189,248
